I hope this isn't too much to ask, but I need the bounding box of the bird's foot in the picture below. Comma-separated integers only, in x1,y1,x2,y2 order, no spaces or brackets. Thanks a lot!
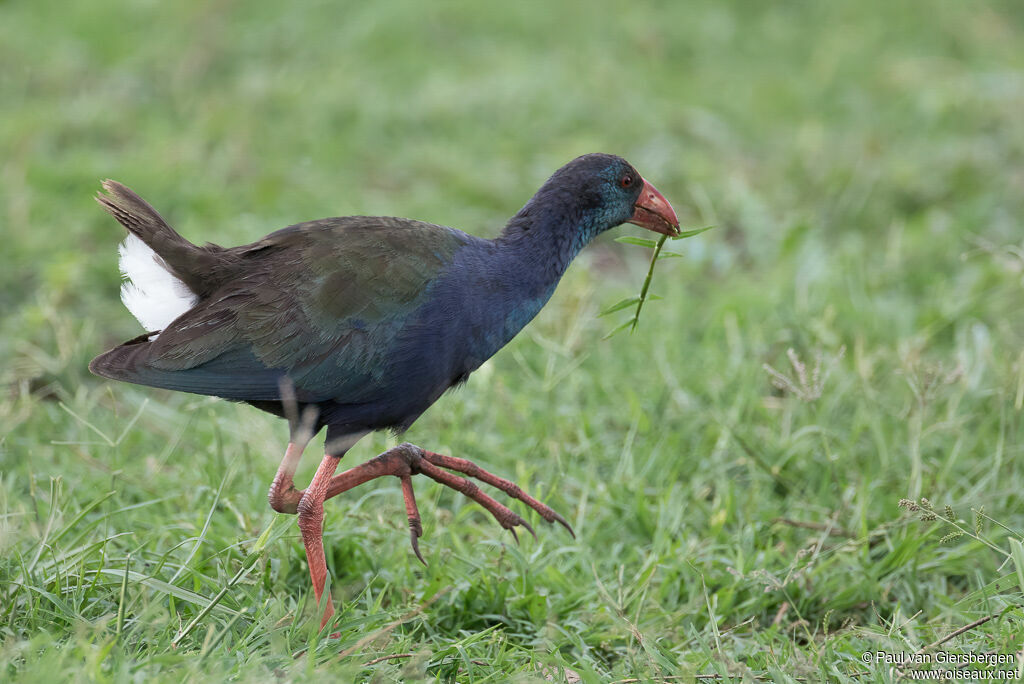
317,442,573,563
419,450,575,538
276,442,572,629
386,443,574,562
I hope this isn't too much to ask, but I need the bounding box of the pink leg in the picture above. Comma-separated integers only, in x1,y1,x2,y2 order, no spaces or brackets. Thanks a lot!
268,442,573,629
297,454,341,629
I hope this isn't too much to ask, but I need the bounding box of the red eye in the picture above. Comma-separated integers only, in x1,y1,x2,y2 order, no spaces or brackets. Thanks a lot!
620,175,633,188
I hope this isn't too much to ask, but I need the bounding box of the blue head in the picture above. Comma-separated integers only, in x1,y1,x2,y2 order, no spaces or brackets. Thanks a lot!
503,153,679,259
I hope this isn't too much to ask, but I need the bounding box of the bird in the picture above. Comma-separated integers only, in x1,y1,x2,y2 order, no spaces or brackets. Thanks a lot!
89,153,680,628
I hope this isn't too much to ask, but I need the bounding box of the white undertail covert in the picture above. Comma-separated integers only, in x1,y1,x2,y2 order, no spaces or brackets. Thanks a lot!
118,233,198,332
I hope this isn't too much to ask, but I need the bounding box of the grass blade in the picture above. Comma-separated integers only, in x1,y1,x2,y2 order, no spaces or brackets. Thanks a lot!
1010,539,1024,593
85,569,240,615
614,236,660,248
116,554,130,638
599,297,641,317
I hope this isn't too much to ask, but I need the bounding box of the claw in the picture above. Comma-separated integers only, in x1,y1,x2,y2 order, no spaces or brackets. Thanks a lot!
509,526,520,545
409,529,427,566
519,518,537,542
400,474,426,565
552,512,576,539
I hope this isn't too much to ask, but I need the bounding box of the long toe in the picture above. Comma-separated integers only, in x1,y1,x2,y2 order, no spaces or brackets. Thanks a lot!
416,459,539,540
421,450,572,537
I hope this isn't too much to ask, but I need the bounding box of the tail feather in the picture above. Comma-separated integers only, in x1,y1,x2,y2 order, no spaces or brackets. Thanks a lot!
96,180,177,240
96,180,223,296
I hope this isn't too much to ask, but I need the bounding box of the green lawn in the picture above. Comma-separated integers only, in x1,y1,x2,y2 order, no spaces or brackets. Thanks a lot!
3,1,1024,681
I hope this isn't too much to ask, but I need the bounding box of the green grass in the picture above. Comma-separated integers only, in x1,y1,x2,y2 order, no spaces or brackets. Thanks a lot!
3,0,1024,681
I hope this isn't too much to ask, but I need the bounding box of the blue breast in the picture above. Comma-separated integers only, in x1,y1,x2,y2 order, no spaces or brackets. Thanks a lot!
368,239,560,423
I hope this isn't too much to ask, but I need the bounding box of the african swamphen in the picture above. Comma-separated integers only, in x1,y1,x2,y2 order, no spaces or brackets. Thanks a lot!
90,153,679,627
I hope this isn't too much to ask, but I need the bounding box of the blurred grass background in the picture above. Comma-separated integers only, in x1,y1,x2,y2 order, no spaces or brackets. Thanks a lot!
3,0,1024,680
